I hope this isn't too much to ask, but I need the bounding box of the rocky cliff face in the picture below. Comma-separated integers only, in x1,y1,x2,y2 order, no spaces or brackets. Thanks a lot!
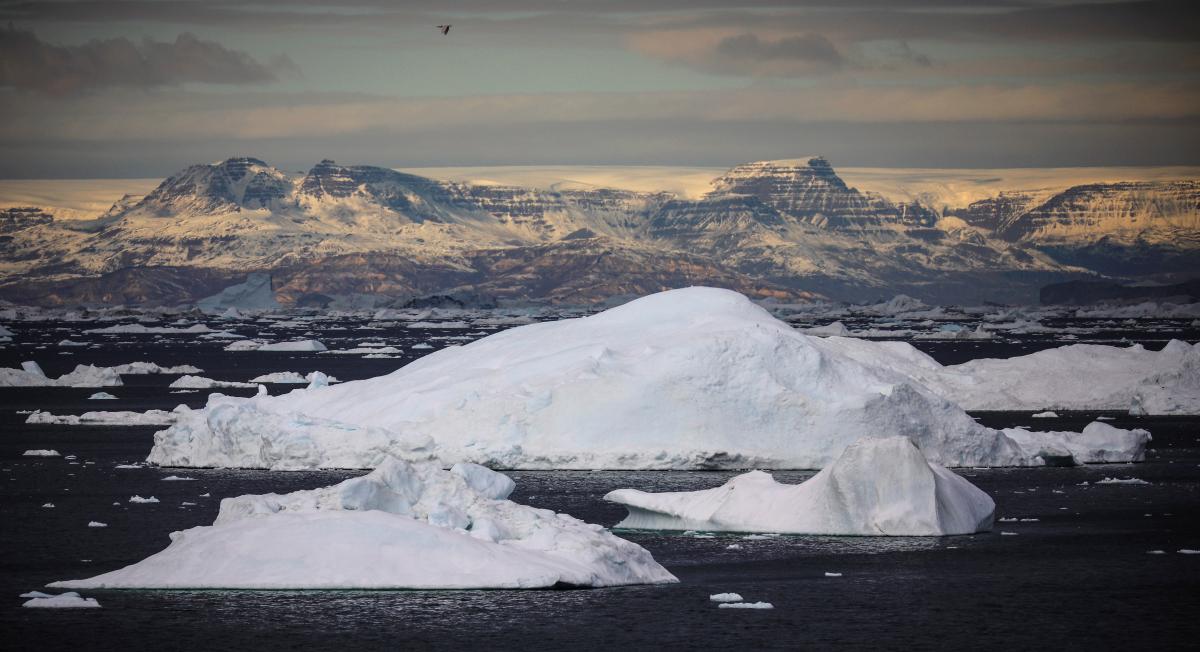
1,156,1194,306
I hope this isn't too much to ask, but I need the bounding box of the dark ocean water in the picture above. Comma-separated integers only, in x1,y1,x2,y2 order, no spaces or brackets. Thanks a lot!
1,318,1198,650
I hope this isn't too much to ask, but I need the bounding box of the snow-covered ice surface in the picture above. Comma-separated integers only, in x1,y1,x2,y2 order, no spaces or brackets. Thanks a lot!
50,458,676,590
606,437,995,535
148,288,1148,471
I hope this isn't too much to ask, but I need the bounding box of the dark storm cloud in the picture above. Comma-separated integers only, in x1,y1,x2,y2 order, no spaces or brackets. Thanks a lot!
0,28,297,95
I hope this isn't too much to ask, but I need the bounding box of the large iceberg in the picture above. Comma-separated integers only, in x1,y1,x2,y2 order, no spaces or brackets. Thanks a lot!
816,336,1198,415
50,457,675,590
148,287,1148,471
605,437,995,536
0,361,123,387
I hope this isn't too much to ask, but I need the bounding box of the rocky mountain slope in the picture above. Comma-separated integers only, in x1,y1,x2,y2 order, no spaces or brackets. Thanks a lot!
0,157,1195,306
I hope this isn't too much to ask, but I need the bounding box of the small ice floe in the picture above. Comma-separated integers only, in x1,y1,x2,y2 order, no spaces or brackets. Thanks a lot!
26,410,175,426
1000,532,1019,536
161,476,196,481
23,449,60,457
1095,477,1150,485
1179,549,1200,555
1031,411,1059,418
181,502,197,506
88,392,117,400
998,517,1017,522
1097,416,1115,421
21,592,100,609
199,493,211,498
249,371,339,384
57,340,87,347
725,544,742,550
128,495,159,504
824,572,842,578
710,593,744,602
87,521,107,528
42,503,55,508
411,343,434,350
718,602,774,610
1146,550,1166,555
169,375,256,389
114,463,143,469
1020,518,1039,522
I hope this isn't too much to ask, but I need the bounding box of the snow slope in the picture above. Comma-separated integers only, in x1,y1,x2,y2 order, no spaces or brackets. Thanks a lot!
605,437,994,535
50,457,676,590
148,287,1145,471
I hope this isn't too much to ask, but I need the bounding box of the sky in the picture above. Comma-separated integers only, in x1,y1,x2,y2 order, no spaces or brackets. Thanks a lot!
0,0,1197,177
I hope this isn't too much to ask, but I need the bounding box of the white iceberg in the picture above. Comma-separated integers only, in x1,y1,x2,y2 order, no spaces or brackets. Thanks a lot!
22,592,100,609
0,361,122,387
604,437,995,536
109,362,203,375
249,371,339,384
23,449,61,457
148,287,1146,471
196,273,281,312
26,409,176,426
169,375,257,389
225,340,328,352
50,457,676,590
88,392,118,400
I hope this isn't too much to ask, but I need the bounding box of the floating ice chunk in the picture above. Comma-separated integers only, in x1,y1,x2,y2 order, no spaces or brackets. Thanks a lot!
411,343,434,350
407,321,469,329
169,375,256,389
606,437,994,536
24,449,61,457
22,592,100,609
725,544,742,550
42,503,55,508
259,340,327,352
88,392,117,400
109,362,203,375
717,602,773,610
1000,532,1019,536
1095,477,1150,485
161,476,195,481
85,323,216,334
128,495,160,504
1002,421,1150,466
115,463,144,469
824,572,842,577
26,409,176,426
249,371,340,384
1146,550,1166,555
1031,411,1059,418
51,457,676,590
710,593,744,602
1179,549,1200,555
1,362,122,387
87,521,107,528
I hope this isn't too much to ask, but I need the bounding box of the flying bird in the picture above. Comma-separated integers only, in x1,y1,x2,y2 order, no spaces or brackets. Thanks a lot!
437,25,451,35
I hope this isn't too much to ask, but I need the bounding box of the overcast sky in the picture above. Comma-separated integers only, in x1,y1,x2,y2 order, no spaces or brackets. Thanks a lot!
1,0,1197,177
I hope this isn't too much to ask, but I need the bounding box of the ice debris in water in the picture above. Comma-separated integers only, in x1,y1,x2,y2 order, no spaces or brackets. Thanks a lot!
23,449,61,457
718,602,774,610
710,593,744,602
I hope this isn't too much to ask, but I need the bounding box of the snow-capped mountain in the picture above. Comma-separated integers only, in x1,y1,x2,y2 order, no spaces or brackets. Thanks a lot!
950,180,1200,274
0,156,1194,306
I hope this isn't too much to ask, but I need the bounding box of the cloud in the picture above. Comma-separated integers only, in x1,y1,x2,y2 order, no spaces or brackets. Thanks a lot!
3,82,1196,147
716,33,845,67
0,28,298,95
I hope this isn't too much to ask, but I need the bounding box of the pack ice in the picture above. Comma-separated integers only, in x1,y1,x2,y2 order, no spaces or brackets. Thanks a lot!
50,457,676,590
605,437,994,536
147,287,1148,471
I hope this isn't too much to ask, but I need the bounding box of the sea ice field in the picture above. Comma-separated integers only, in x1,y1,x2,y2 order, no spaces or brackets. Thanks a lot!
2,296,1199,649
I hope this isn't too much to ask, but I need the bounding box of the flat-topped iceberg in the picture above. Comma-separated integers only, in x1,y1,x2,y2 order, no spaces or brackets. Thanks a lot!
148,287,1148,471
605,437,995,536
50,457,676,590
